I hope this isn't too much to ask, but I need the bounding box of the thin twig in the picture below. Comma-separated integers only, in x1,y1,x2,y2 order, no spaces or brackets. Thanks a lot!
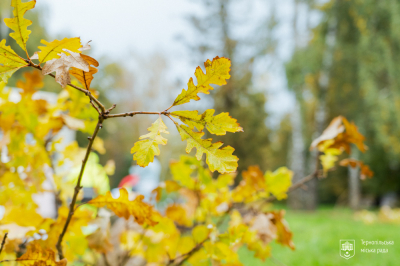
104,111,170,119
167,238,208,266
55,117,103,259
0,233,8,256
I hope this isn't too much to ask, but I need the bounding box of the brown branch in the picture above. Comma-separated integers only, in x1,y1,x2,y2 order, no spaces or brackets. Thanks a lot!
55,117,104,259
167,238,208,266
102,253,111,266
104,111,170,119
0,233,8,256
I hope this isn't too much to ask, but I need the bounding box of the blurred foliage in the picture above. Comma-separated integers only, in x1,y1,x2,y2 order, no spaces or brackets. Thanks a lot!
286,0,400,200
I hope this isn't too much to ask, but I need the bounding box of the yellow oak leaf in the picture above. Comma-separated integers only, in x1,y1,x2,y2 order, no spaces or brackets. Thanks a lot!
69,54,99,89
131,117,169,167
36,37,82,63
4,0,36,53
173,56,231,106
0,39,29,83
265,167,293,200
319,147,342,173
192,224,209,243
232,165,265,202
166,204,192,227
165,180,182,193
16,243,67,266
88,188,158,226
174,123,238,173
172,109,243,135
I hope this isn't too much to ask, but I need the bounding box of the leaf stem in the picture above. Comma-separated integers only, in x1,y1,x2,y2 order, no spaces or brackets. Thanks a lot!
55,117,103,259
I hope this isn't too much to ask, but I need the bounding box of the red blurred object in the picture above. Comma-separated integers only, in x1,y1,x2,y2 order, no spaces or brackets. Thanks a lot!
118,174,140,188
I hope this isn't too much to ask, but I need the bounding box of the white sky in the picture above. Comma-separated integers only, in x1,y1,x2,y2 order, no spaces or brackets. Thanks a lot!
36,0,304,126
37,0,195,59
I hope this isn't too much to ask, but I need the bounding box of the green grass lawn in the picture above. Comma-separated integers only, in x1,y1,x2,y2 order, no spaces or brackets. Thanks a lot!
239,207,400,266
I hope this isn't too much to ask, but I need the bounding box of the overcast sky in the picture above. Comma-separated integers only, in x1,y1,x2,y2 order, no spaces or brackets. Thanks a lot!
36,0,299,125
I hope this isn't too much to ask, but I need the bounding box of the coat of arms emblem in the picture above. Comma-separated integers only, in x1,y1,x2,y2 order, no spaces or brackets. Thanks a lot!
340,239,355,259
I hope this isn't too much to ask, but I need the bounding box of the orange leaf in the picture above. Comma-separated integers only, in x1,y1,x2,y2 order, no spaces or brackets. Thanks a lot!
88,188,158,226
16,71,44,94
16,243,67,266
340,159,374,180
69,54,99,89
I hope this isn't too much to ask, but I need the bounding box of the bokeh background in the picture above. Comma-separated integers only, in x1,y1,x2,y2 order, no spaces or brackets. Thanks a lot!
1,0,400,264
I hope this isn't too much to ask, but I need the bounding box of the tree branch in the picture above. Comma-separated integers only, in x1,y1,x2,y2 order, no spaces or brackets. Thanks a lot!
167,238,208,266
55,117,104,259
0,233,8,256
104,111,170,119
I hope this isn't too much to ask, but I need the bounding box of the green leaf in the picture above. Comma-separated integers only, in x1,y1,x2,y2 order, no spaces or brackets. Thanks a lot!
174,123,238,174
172,57,231,107
172,109,243,136
131,117,169,167
4,0,36,53
0,39,28,83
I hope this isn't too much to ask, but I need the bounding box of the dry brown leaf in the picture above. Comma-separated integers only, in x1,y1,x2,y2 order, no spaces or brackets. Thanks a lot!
247,213,277,245
310,116,345,150
42,49,89,88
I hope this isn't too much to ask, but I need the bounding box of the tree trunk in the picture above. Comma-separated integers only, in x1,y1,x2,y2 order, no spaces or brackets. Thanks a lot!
348,151,360,210
288,102,308,209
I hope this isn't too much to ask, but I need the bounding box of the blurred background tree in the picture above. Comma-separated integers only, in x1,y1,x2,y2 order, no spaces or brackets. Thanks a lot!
183,0,278,177
286,0,400,209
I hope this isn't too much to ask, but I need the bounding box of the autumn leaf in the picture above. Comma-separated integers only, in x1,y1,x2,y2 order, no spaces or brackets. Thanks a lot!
166,204,192,227
171,109,243,135
69,54,99,89
16,243,67,266
232,165,265,202
0,39,29,83
340,117,367,153
173,56,231,106
174,123,238,173
311,116,367,154
310,116,344,150
42,49,90,88
35,37,83,63
88,188,158,226
340,158,374,180
265,167,293,200
131,117,169,167
4,0,36,53
271,210,295,250
16,71,44,94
